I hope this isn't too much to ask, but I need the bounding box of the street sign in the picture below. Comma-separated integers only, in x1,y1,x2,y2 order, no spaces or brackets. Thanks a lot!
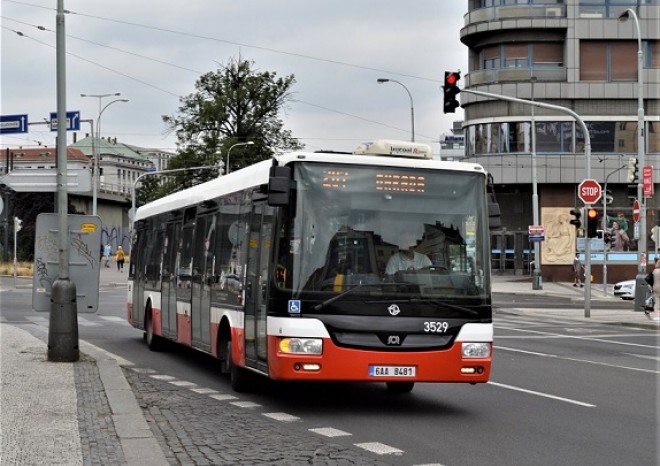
632,199,640,223
0,114,29,134
49,111,81,131
578,179,601,204
1,168,92,192
643,165,654,198
528,225,545,242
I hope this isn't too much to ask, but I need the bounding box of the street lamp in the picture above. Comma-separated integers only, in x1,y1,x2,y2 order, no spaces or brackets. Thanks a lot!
530,76,541,290
377,78,415,142
80,93,125,215
225,141,255,174
618,8,646,274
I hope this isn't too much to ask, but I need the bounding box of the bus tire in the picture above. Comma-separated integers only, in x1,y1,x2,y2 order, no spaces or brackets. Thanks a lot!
145,306,164,352
227,341,250,392
386,381,414,394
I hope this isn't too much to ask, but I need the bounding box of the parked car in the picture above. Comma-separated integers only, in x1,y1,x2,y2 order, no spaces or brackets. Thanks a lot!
613,279,636,300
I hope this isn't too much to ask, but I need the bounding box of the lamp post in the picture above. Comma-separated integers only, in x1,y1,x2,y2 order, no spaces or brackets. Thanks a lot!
530,76,542,290
618,8,646,274
225,141,254,174
377,78,415,142
80,93,125,215
602,162,627,297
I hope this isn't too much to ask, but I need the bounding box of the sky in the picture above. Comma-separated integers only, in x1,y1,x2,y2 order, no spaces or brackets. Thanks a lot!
1,0,468,156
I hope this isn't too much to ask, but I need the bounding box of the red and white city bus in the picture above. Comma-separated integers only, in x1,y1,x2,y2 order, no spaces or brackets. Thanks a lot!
127,140,495,393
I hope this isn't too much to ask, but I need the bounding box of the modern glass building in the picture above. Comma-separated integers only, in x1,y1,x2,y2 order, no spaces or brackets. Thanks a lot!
460,0,659,281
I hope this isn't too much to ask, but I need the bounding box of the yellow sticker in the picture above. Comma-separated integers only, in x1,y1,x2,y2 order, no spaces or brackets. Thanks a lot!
81,223,97,233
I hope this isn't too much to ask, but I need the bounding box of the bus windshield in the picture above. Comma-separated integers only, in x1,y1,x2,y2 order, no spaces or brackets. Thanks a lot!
275,162,491,302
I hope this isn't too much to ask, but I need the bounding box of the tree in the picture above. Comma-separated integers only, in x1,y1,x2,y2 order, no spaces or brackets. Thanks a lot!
157,57,303,197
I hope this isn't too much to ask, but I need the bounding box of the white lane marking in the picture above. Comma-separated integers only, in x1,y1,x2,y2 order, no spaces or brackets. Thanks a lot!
263,412,300,422
497,345,659,374
309,427,352,438
169,380,197,387
622,352,660,362
354,442,404,455
150,374,176,381
488,381,595,407
99,316,128,323
495,325,659,349
210,394,237,401
230,401,261,408
190,387,219,394
78,317,102,327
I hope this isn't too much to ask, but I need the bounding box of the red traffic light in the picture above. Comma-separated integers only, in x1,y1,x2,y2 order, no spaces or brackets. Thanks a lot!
446,73,457,85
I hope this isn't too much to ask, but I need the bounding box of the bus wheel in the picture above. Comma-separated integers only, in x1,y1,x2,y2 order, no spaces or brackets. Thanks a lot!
226,341,250,393
386,381,414,394
145,306,163,352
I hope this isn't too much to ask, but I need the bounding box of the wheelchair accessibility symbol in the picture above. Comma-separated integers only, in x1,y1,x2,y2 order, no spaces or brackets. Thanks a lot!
288,300,301,314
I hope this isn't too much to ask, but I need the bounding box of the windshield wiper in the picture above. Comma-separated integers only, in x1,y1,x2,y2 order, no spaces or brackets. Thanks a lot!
312,283,366,311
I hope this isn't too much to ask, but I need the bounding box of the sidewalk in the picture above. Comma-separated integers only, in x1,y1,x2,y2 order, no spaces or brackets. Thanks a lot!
1,271,657,464
491,273,660,329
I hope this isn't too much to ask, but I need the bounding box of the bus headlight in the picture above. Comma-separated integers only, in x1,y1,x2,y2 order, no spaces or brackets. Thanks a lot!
462,342,490,359
279,338,323,355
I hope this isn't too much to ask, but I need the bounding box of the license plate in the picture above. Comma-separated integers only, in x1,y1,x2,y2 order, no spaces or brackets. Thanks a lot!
369,365,416,377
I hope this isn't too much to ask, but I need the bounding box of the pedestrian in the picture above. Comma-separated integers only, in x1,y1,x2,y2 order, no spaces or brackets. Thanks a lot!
573,253,584,288
116,246,125,273
645,259,660,321
103,243,112,268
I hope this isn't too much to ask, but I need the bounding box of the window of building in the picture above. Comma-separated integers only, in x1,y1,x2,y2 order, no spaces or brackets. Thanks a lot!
647,41,660,68
504,44,529,68
532,43,563,67
580,41,637,81
578,1,638,18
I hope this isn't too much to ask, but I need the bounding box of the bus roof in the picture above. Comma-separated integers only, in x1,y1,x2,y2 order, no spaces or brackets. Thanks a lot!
134,142,485,222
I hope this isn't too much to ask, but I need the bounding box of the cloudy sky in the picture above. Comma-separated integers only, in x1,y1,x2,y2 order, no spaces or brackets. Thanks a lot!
1,1,468,155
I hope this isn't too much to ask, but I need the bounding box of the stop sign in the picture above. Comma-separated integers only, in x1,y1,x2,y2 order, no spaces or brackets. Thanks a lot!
578,178,601,204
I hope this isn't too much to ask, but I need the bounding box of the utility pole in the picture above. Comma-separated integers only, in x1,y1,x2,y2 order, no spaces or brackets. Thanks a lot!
462,88,593,317
48,0,78,362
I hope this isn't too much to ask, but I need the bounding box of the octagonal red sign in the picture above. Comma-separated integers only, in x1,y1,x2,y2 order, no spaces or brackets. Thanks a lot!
578,178,601,204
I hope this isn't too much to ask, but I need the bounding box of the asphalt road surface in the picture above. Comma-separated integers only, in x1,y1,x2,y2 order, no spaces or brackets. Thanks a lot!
2,285,658,466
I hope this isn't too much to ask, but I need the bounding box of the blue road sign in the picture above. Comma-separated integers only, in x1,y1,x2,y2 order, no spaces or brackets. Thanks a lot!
49,111,81,131
0,114,29,134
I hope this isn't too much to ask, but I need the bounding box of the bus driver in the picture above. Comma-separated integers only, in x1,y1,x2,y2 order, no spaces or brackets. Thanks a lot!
385,229,432,276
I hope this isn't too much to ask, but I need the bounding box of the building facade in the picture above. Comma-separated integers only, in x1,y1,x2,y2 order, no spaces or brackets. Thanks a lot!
460,0,659,282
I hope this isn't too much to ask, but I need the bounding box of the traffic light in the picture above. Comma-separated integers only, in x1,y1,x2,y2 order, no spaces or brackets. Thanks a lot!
627,157,639,183
586,208,599,238
651,226,660,246
569,208,582,230
443,71,461,114
13,217,22,232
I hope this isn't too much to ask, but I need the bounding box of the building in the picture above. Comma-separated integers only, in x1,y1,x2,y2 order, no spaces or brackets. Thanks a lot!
460,0,659,282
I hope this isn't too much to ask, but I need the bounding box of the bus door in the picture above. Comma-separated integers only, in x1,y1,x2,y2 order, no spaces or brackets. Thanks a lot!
130,225,146,328
243,198,275,371
176,207,196,346
191,213,215,351
161,221,180,340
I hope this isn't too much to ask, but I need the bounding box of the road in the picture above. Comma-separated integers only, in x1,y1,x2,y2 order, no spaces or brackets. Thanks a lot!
1,284,658,466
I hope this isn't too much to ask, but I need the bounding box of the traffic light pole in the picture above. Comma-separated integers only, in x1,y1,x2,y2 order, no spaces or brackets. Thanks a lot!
461,88,593,317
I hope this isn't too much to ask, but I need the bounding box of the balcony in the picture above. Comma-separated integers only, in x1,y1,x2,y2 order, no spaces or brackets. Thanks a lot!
466,66,567,87
463,4,566,27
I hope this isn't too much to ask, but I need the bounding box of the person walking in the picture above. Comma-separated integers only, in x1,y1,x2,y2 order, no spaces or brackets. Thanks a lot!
116,246,125,273
103,243,112,268
572,253,584,288
645,259,660,321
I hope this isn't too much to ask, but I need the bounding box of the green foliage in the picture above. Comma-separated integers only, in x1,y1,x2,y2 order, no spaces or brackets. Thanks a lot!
159,57,303,187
